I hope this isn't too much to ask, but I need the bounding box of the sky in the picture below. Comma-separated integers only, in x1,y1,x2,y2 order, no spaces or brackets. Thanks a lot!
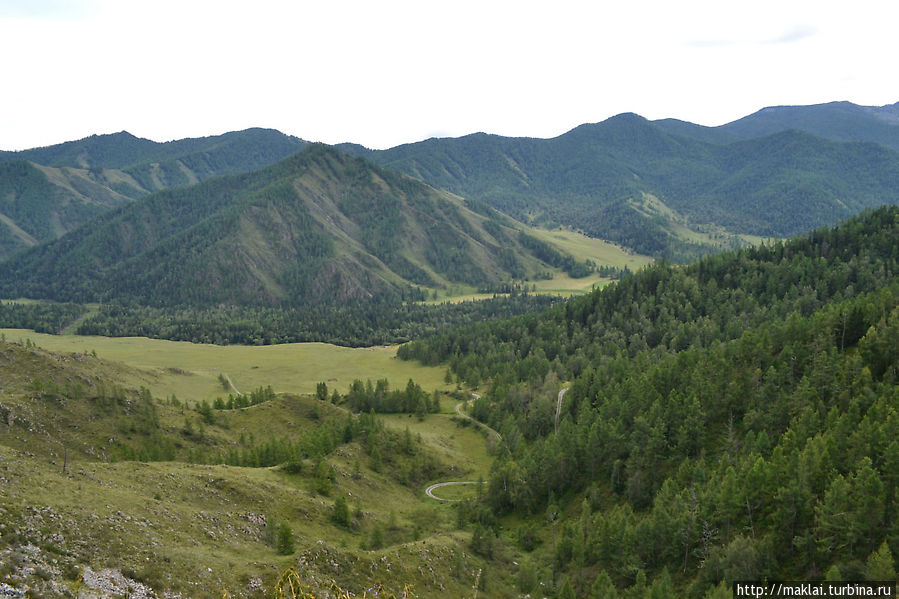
1,0,897,151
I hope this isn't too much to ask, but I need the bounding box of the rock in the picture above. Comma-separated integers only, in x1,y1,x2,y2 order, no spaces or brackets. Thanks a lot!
80,566,156,599
0,582,25,598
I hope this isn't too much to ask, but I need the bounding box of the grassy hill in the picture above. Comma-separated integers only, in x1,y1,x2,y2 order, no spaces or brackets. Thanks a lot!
0,334,521,597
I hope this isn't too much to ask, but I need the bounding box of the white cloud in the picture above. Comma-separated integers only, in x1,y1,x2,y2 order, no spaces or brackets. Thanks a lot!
1,0,897,150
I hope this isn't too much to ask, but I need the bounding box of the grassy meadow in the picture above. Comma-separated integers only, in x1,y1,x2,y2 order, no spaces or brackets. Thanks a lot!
0,328,451,405
0,334,517,597
422,226,653,303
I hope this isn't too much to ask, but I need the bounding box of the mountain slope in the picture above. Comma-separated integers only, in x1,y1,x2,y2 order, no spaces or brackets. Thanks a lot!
0,160,137,259
345,113,899,258
0,336,511,598
399,206,899,596
0,144,576,306
7,100,899,263
719,100,899,149
0,129,308,259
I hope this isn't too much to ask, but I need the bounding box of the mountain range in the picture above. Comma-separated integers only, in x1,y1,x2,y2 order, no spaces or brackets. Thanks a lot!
0,128,306,259
341,101,899,257
0,144,571,306
1,100,898,301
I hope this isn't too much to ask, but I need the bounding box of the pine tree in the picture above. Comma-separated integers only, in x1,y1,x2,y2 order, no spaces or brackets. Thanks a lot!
590,571,618,599
865,540,896,582
276,522,294,555
333,496,350,528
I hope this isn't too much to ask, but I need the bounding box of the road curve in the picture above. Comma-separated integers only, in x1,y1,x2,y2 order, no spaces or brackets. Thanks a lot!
554,386,570,432
425,388,568,500
423,393,494,501
425,480,484,501
454,393,502,442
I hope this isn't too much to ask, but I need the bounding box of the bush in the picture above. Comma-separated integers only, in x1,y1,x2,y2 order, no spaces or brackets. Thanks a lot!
276,523,295,555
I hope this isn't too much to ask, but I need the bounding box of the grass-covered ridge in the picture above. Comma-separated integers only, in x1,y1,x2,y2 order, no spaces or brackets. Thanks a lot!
0,335,520,597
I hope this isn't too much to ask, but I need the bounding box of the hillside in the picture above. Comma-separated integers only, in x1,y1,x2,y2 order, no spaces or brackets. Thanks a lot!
717,100,899,149
0,144,587,308
0,160,137,259
0,129,307,259
399,206,899,596
5,101,899,263
343,109,899,259
0,334,524,597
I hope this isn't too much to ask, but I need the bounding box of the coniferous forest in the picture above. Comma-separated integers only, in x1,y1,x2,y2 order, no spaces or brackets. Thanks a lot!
400,206,899,596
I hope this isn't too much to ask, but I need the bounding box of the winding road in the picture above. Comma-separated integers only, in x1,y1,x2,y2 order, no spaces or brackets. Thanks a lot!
424,480,483,501
453,393,502,443
554,386,570,432
424,387,569,501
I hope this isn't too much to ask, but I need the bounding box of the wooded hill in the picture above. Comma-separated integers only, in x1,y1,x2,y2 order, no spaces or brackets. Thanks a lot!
0,128,306,259
3,101,898,263
0,144,586,307
399,206,899,596
713,100,899,149
342,102,899,259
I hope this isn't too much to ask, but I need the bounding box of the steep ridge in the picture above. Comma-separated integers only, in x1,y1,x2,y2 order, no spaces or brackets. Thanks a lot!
0,129,307,258
0,144,575,306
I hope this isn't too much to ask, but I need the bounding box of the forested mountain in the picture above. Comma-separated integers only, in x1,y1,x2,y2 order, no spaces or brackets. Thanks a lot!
2,128,308,174
399,207,899,596
5,101,898,263
342,107,899,259
0,144,583,307
0,159,135,259
0,129,307,259
716,101,899,149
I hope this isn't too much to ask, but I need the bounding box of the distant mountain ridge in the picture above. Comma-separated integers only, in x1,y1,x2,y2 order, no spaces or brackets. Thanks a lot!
342,105,899,258
0,144,572,306
3,100,898,263
1,128,308,171
714,100,899,148
0,128,307,259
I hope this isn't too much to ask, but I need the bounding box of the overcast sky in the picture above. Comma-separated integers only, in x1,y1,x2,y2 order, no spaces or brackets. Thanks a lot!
1,0,897,151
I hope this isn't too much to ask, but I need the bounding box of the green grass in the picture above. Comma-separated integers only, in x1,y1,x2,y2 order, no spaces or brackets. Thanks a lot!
378,398,496,483
524,226,653,270
0,338,520,597
0,328,451,404
417,226,654,302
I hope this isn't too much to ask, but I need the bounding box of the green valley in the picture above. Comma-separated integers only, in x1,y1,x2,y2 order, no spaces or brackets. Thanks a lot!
2,102,899,598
